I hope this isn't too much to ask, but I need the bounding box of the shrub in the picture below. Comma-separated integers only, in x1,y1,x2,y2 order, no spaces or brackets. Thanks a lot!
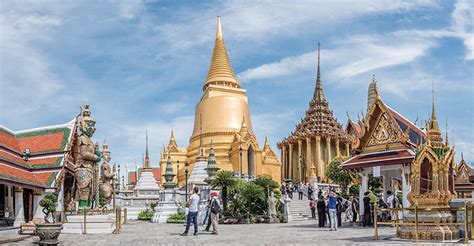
137,209,154,221
39,193,58,223
167,212,186,223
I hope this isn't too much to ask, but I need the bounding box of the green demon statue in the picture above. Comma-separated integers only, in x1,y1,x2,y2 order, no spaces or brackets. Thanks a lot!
74,103,101,208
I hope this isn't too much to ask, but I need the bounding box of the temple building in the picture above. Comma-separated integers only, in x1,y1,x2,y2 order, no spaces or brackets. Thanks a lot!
454,153,474,198
159,17,281,185
125,134,161,189
277,44,351,183
0,116,79,228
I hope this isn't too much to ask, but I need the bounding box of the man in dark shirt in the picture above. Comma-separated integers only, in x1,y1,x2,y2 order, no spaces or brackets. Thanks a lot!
363,191,371,227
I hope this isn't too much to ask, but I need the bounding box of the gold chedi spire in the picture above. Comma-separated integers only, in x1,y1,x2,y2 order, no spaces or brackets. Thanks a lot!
203,16,240,91
313,43,327,103
367,74,379,111
427,81,443,146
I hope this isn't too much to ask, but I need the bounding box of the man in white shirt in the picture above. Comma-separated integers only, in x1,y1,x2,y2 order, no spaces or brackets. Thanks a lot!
386,190,399,221
181,187,200,236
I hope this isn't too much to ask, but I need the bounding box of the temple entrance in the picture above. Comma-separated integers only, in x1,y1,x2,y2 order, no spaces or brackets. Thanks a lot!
420,159,432,194
248,145,255,178
0,184,5,219
23,189,33,223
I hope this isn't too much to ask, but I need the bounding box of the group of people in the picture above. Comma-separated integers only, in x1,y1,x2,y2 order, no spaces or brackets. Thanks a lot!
280,182,314,200
309,190,356,231
362,190,400,227
181,187,221,236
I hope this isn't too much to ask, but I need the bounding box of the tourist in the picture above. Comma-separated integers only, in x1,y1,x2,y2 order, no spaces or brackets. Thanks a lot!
288,183,294,199
204,198,212,231
317,196,326,227
336,192,343,227
181,187,200,236
298,183,305,200
318,188,322,199
309,197,316,219
208,191,220,235
280,183,287,198
328,190,338,231
363,191,371,227
386,190,399,221
351,196,359,225
307,184,314,199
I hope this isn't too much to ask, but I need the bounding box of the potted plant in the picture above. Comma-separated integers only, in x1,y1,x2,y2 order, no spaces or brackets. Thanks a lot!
35,193,63,245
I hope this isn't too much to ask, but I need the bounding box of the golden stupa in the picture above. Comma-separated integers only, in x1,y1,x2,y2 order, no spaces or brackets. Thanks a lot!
160,17,281,186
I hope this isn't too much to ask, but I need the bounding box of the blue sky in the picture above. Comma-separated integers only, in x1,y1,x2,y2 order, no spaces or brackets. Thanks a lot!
1,0,473,174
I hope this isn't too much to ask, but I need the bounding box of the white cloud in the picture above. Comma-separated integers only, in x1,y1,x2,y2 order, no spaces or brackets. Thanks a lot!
238,34,436,83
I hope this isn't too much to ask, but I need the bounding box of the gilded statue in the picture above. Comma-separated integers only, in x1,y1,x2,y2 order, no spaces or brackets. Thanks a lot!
99,143,114,205
74,103,101,208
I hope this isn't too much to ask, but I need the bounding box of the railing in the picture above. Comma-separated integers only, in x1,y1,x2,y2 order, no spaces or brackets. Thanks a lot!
374,202,474,244
66,207,127,234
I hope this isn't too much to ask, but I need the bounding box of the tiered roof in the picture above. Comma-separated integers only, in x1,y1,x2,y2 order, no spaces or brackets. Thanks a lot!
0,120,76,189
281,44,350,144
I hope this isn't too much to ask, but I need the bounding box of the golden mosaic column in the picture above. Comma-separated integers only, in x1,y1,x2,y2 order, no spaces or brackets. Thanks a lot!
289,143,293,180
306,137,314,180
345,142,350,157
326,136,331,162
315,136,322,181
335,139,340,157
298,139,302,182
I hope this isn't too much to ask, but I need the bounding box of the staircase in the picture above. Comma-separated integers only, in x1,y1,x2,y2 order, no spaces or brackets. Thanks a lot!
288,196,312,222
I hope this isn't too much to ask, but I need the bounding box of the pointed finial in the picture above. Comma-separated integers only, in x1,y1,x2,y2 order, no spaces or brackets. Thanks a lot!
431,81,435,118
216,16,223,40
317,42,321,81
170,129,175,140
445,116,449,146
313,42,327,102
241,114,247,129
461,152,464,161
264,133,269,147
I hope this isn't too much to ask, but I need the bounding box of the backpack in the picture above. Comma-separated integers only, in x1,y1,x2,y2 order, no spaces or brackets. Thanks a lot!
211,198,221,214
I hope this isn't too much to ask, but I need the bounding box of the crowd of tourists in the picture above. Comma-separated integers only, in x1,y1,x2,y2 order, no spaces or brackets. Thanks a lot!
279,181,401,231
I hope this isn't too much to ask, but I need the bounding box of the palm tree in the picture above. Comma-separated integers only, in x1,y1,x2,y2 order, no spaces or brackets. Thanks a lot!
210,170,237,214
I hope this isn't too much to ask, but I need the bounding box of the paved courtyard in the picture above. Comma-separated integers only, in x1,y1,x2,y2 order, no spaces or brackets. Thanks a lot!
4,220,466,246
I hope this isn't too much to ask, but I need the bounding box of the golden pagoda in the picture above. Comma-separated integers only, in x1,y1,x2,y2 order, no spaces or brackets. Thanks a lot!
398,83,459,241
160,17,281,186
278,44,351,183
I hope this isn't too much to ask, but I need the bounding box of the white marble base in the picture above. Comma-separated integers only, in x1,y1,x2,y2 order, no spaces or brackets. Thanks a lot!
62,214,117,234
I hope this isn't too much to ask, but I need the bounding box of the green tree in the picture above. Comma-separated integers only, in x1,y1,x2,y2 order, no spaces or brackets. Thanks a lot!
210,170,237,214
368,174,383,191
254,176,279,198
240,182,265,216
325,157,355,195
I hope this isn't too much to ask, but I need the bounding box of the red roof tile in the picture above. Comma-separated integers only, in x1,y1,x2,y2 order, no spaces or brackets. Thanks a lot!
0,163,57,188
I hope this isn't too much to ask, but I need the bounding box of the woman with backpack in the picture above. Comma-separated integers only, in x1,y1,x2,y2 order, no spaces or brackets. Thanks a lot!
208,191,220,235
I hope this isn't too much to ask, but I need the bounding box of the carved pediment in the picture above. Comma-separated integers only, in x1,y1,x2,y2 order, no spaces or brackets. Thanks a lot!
366,112,403,148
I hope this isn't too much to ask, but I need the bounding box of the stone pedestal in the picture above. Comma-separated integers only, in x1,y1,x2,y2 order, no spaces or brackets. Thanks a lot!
283,197,291,223
397,210,460,241
62,214,116,234
152,189,181,223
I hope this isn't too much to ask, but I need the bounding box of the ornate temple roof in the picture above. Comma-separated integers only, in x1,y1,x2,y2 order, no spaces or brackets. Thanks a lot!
0,120,76,189
281,44,350,144
203,16,240,91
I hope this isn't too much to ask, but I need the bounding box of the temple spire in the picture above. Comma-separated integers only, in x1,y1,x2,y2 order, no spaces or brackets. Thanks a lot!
427,81,442,146
313,43,327,103
445,116,449,146
367,74,379,111
144,130,152,169
203,16,240,91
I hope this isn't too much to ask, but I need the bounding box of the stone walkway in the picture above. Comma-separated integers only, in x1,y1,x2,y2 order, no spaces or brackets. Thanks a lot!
3,220,465,245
